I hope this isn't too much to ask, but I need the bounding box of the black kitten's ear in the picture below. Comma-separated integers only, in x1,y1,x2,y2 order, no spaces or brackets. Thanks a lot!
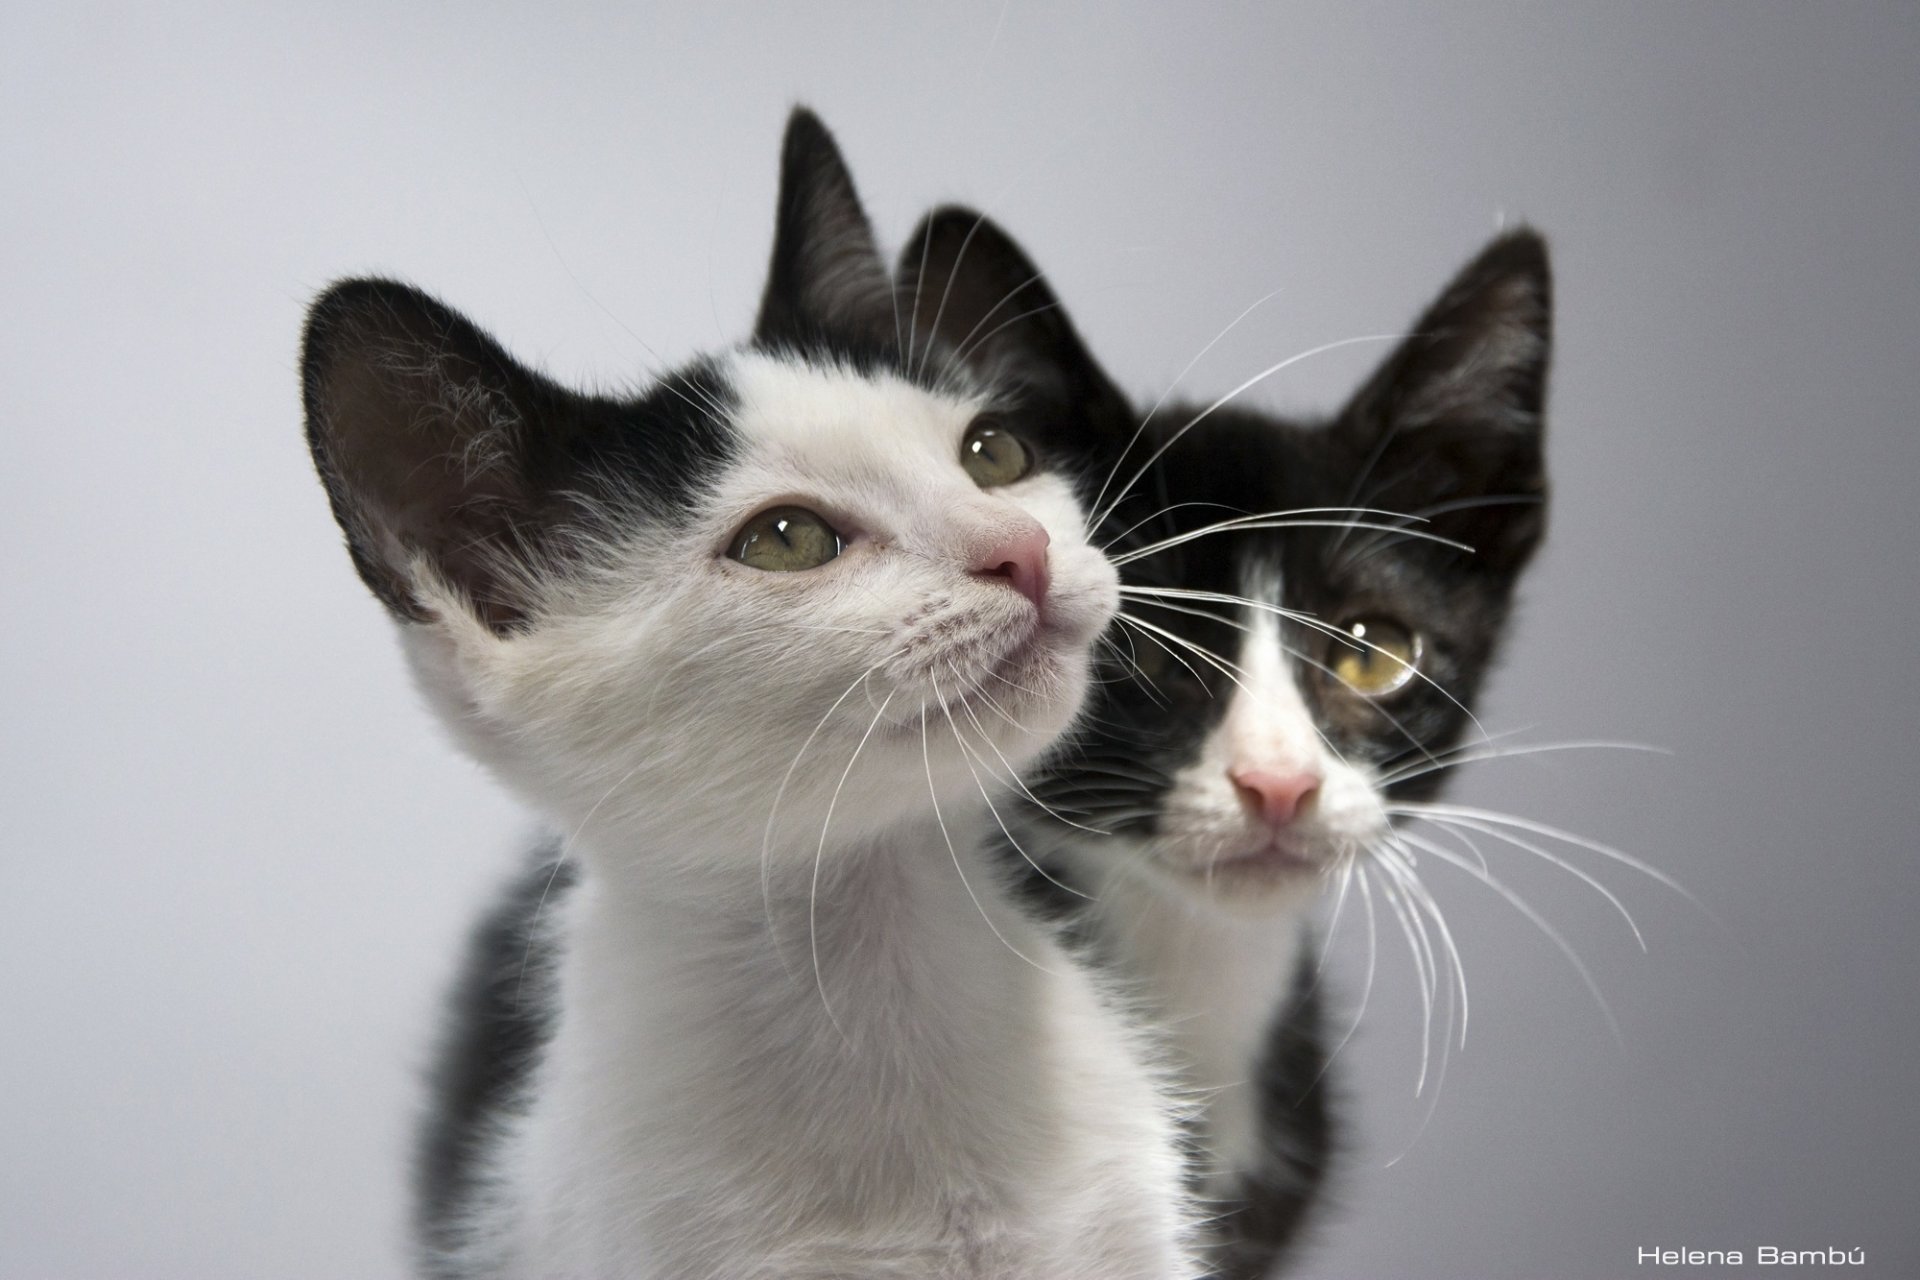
1341,228,1552,573
753,108,895,349
895,205,1132,429
302,279,568,632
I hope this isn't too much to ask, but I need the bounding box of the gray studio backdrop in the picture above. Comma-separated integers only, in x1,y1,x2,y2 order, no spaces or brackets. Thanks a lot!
4,3,1915,1277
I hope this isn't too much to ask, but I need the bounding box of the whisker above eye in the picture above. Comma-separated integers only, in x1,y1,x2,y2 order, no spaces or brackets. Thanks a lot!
1086,287,1286,533
1122,585,1491,746
1089,332,1414,533
1108,509,1464,566
1097,500,1250,555
1113,612,1250,693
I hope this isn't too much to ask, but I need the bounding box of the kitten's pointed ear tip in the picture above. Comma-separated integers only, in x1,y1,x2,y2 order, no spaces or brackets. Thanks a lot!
779,106,846,171
300,277,454,403
1472,227,1553,304
898,204,1020,270
302,277,435,353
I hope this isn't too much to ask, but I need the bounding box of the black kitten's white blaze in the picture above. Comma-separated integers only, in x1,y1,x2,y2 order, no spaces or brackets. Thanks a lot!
1140,564,1390,896
306,110,1201,1280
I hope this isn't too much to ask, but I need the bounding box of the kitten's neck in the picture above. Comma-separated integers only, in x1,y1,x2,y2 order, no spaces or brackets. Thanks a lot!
514,812,1196,1276
574,812,1047,1063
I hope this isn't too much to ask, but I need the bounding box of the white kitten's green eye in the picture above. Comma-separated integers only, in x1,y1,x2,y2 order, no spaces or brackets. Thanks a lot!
1330,618,1420,697
960,417,1034,488
728,506,843,572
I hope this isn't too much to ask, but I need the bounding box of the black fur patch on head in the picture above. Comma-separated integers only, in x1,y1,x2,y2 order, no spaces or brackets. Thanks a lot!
301,280,737,632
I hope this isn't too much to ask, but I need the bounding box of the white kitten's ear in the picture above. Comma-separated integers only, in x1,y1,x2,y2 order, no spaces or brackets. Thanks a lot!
895,206,1132,431
753,108,895,349
301,280,569,632
1341,229,1552,572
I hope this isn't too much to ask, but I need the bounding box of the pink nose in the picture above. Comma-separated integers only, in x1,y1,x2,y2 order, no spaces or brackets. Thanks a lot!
1230,765,1322,828
971,525,1051,611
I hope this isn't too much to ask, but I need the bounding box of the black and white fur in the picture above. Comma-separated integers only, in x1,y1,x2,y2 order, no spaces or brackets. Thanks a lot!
302,111,1201,1280
946,228,1554,1278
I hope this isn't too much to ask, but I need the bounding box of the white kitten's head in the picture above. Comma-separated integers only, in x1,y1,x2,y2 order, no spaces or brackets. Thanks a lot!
301,110,1131,871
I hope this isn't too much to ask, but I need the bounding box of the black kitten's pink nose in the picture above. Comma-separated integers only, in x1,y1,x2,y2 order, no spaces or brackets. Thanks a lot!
1230,765,1322,828
972,525,1051,611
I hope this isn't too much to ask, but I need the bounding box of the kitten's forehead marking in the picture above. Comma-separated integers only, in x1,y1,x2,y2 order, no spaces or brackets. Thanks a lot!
726,349,987,474
1221,561,1322,773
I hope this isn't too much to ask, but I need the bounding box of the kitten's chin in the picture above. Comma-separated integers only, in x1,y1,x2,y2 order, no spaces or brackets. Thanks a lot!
1147,831,1356,914
904,611,1103,753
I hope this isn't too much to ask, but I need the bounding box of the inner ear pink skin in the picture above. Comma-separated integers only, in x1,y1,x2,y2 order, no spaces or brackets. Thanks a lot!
969,523,1051,612
1229,764,1323,828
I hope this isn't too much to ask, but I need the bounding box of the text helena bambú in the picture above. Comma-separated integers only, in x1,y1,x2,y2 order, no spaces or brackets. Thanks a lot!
1639,1246,1864,1266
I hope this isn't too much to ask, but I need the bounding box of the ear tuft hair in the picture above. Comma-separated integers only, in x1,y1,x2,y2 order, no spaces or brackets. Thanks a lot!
301,279,567,631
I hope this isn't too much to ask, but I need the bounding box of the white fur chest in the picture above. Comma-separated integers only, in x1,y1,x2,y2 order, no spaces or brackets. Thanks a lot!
465,820,1197,1280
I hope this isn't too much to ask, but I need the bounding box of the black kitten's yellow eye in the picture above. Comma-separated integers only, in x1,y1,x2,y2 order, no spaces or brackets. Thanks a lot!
960,417,1033,488
1330,618,1420,697
728,506,842,572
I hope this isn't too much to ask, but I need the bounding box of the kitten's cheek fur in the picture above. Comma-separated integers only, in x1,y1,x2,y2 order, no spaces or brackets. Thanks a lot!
1031,481,1122,649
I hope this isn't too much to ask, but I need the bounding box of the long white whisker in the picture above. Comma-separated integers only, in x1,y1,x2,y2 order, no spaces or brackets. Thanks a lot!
942,667,1094,895
1097,501,1248,554
1379,739,1671,788
1371,850,1437,1094
1393,809,1648,952
1374,841,1463,1163
925,686,1067,974
1310,862,1380,1090
1090,333,1412,532
1377,841,1470,1046
1394,801,1700,912
1313,860,1358,981
760,659,893,977
1110,514,1470,566
1397,827,1624,1045
1113,612,1250,693
808,687,897,1047
1085,288,1286,530
950,732,1088,898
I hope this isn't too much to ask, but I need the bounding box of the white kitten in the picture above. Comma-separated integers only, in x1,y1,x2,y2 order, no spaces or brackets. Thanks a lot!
302,111,1199,1279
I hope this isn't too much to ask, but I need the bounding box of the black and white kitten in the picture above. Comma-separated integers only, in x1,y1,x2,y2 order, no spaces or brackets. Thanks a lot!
904,218,1553,1278
302,111,1200,1279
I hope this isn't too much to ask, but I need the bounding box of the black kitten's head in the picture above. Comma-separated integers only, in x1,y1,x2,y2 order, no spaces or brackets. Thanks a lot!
1026,231,1552,909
